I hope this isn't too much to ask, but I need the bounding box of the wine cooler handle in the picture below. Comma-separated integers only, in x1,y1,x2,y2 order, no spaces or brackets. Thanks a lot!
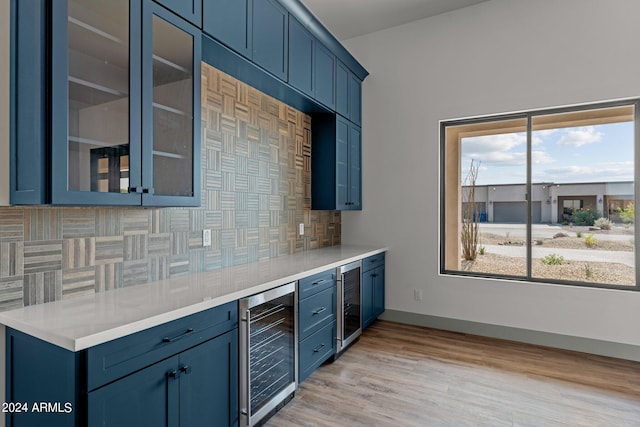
240,309,251,423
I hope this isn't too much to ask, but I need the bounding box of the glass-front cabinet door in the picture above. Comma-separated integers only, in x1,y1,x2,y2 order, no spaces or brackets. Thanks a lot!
142,3,201,206
51,0,200,206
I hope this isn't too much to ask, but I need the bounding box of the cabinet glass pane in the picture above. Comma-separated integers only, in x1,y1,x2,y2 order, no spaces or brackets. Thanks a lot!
152,16,194,197
68,0,130,193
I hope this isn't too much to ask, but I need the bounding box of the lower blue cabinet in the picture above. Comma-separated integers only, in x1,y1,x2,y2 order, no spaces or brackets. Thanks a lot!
362,253,386,329
297,269,337,383
298,321,336,383
5,302,239,427
88,329,238,427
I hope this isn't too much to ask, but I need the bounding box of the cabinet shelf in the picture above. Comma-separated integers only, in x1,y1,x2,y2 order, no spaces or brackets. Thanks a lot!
153,54,190,74
152,102,192,118
68,16,124,45
152,150,184,159
69,76,127,98
69,135,128,148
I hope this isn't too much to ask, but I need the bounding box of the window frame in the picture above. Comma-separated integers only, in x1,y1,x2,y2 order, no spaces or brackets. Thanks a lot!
439,98,640,291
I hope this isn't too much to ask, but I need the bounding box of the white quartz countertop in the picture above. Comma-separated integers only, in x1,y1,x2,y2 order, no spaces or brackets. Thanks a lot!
0,245,386,352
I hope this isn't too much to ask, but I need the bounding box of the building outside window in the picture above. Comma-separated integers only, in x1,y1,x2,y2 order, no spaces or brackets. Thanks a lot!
440,100,638,289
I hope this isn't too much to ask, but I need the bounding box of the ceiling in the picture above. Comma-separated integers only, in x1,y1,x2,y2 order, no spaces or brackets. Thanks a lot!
300,0,490,40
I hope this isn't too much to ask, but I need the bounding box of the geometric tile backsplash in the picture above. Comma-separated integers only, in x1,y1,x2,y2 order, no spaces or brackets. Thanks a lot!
0,63,341,312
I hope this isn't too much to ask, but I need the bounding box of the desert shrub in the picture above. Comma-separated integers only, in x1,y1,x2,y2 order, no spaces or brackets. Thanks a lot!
541,253,564,265
583,263,593,279
594,217,613,230
576,231,582,238
479,246,485,255
620,203,635,224
572,208,600,226
584,233,597,248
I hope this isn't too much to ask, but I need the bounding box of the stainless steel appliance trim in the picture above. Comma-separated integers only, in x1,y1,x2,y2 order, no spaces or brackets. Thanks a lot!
239,281,297,426
240,282,296,310
336,260,362,354
249,382,297,426
336,270,344,350
239,308,251,426
337,260,362,275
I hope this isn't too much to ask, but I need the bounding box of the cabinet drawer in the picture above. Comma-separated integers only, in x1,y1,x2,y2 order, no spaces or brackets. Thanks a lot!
87,301,237,390
299,321,336,383
298,269,336,300
299,286,336,340
363,252,385,272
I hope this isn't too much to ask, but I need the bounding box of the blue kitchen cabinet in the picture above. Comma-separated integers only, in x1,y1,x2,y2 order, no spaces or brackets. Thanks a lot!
289,15,337,109
362,253,385,329
202,0,253,59
349,73,362,126
252,0,288,81
88,356,178,427
297,269,337,382
5,302,238,427
288,15,314,97
336,61,362,125
10,0,47,204
88,330,238,427
314,42,336,110
5,329,80,427
348,123,362,209
42,0,201,206
311,114,361,210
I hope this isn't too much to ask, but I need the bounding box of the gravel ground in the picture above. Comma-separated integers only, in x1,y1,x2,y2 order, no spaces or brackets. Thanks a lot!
480,232,634,252
464,253,635,286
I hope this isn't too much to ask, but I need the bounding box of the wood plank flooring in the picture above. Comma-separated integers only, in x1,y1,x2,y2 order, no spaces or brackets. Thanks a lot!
266,320,640,426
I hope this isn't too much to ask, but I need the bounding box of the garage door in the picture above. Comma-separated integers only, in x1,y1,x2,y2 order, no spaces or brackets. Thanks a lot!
493,202,541,223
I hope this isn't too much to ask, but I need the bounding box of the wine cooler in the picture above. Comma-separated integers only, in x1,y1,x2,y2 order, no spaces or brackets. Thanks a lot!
336,260,362,354
239,283,297,426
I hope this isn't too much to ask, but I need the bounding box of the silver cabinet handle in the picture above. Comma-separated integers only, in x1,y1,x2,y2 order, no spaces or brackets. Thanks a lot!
312,307,327,315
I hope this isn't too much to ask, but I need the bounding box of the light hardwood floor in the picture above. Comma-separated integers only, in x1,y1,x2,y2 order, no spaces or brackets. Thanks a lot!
266,320,640,426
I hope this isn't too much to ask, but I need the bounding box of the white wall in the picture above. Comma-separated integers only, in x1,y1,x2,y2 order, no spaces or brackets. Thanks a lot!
342,0,640,347
0,0,10,206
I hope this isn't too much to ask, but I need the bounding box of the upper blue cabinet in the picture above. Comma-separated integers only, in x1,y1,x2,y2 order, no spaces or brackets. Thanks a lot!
252,0,289,81
288,15,315,98
336,61,362,125
49,0,200,206
152,0,202,27
288,14,336,110
202,0,253,59
315,42,336,110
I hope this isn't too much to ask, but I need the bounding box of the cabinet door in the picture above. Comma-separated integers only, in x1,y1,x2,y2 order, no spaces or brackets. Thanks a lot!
203,0,253,59
51,0,142,205
361,269,375,329
252,0,288,81
288,15,314,97
153,0,202,26
142,1,201,206
373,265,385,318
179,330,239,427
348,124,362,210
315,43,336,109
11,0,47,204
335,61,349,118
349,74,362,126
88,356,179,427
335,116,350,210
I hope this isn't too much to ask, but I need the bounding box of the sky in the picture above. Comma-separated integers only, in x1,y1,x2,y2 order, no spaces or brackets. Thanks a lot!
461,121,634,186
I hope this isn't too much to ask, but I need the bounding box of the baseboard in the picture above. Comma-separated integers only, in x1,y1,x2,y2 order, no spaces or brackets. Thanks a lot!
379,310,640,362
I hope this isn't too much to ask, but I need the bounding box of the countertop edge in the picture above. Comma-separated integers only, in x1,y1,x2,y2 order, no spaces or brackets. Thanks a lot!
0,246,387,352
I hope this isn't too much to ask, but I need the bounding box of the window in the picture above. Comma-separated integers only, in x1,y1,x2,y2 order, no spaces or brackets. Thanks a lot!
441,100,638,289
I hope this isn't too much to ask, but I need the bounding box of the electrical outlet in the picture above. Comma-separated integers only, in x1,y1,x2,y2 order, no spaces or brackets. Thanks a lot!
202,229,212,247
413,289,423,301
299,223,304,236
